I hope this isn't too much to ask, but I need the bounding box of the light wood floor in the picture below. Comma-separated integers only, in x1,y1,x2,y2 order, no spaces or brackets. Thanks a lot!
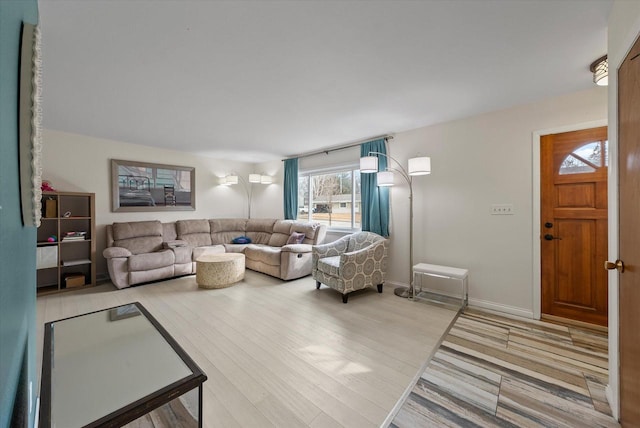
36,271,457,428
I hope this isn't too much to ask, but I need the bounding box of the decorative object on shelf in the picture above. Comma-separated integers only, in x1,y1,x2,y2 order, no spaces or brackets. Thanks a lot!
111,159,195,212
590,55,608,86
360,152,431,299
221,173,273,218
62,231,86,241
41,180,56,192
45,197,57,218
19,22,43,227
47,235,57,242
63,211,71,218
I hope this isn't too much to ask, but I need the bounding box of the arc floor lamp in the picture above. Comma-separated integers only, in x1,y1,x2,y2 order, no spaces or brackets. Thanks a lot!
360,152,431,298
222,173,272,218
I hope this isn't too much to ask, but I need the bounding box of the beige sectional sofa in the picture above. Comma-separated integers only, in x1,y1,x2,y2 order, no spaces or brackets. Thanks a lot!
103,218,327,289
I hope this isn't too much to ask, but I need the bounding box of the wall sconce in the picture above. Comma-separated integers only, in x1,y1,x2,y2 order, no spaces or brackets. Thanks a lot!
359,152,431,299
590,55,608,86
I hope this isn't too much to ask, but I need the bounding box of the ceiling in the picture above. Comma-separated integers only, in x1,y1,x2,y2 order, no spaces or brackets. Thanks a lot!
39,0,611,162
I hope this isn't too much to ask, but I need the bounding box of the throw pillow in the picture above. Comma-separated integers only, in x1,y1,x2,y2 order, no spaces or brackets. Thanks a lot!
232,236,252,244
286,232,305,245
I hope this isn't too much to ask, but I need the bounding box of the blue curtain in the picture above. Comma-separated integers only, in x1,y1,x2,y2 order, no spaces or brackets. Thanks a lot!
360,139,389,236
283,158,298,219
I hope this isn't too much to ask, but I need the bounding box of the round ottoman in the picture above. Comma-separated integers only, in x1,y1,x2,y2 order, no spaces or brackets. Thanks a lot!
196,253,245,289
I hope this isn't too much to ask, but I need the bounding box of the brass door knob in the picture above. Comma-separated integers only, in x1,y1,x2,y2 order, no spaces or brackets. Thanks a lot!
604,260,625,273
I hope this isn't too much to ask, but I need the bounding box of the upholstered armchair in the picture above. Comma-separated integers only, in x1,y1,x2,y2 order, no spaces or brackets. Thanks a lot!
312,231,388,303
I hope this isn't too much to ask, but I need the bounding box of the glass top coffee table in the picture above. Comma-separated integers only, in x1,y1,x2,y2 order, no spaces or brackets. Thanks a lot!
39,302,207,428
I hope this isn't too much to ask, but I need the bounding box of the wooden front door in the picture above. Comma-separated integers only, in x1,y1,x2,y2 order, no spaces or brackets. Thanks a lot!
541,127,608,326
618,34,640,426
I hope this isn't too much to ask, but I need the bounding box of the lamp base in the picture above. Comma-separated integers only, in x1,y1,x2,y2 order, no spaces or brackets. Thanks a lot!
393,286,413,298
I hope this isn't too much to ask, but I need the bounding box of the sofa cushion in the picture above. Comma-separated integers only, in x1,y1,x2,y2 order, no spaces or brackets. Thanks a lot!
162,222,178,241
317,256,340,276
171,246,193,264
113,221,162,240
245,244,281,266
246,232,272,245
268,220,294,246
246,218,277,233
128,250,175,271
112,221,164,255
210,218,247,244
193,245,225,261
176,219,212,247
223,243,250,253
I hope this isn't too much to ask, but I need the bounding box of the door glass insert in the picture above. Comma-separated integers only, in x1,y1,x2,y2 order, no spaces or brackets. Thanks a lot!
559,140,608,175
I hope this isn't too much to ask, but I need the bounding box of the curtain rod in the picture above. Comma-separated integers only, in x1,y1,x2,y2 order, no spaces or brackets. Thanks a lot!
281,134,394,161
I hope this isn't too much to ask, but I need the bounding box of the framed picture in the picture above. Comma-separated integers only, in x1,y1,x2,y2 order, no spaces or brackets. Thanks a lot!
111,159,195,212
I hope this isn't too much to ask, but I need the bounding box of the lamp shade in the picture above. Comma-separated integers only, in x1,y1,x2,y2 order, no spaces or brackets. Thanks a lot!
260,175,273,184
376,171,395,187
408,157,431,176
225,175,239,185
360,156,379,173
249,174,261,183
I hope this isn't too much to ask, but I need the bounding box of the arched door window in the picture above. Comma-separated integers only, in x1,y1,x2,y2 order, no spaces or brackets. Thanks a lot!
559,140,608,175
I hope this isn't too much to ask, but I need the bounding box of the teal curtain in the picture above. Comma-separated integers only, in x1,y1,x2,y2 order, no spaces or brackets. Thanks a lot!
360,139,389,236
283,158,298,219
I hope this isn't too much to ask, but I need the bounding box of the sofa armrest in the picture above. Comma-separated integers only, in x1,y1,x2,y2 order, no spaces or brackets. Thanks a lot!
281,243,312,253
163,240,189,249
103,247,132,259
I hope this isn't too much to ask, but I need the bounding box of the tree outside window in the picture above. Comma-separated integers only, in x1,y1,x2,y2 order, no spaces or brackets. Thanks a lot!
298,169,360,229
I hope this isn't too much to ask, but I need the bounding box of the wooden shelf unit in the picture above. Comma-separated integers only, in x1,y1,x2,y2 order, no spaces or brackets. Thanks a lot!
37,191,96,295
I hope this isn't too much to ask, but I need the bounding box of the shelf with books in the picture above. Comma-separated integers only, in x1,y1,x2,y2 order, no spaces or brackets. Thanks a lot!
36,191,95,295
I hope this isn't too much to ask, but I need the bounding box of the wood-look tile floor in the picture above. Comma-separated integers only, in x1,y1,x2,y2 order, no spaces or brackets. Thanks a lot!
391,309,619,427
37,271,458,428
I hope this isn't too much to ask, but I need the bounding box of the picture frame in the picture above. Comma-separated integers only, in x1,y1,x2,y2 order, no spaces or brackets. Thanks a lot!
111,159,195,212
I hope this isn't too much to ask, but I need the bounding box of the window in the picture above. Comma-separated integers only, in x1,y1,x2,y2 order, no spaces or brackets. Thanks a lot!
298,169,361,229
559,140,608,175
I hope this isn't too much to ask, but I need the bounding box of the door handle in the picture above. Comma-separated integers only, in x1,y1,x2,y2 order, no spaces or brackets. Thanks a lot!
544,234,562,241
605,259,625,273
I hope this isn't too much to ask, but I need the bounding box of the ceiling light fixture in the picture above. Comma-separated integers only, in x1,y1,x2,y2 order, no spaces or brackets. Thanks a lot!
590,55,608,86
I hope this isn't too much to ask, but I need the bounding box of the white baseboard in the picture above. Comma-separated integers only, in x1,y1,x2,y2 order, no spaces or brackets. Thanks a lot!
468,298,534,319
385,281,534,319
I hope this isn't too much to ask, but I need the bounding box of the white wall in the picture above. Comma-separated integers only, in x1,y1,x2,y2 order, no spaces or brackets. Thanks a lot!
42,130,259,276
606,0,640,420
